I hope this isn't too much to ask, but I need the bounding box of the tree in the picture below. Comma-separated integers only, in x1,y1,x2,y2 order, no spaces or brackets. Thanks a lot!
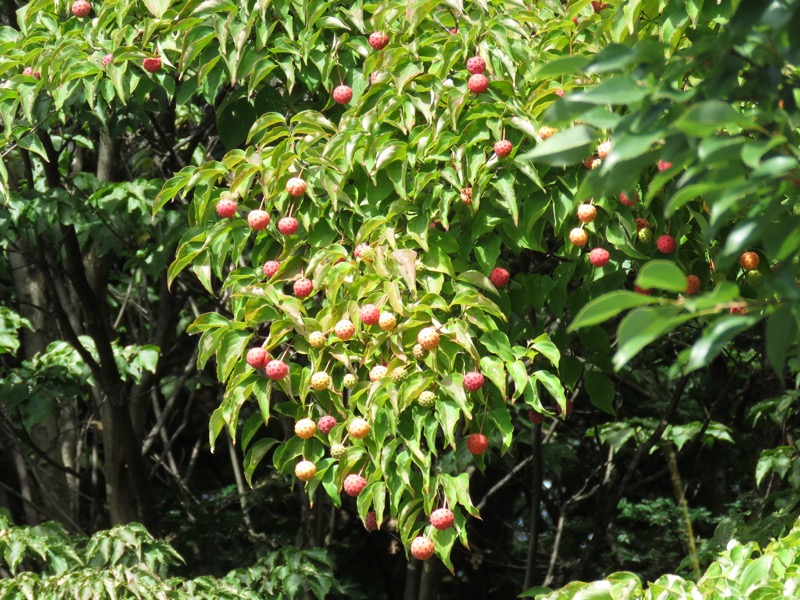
2,0,800,597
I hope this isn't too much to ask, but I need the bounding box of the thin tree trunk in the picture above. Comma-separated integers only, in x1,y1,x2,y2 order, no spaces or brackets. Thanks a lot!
523,423,542,590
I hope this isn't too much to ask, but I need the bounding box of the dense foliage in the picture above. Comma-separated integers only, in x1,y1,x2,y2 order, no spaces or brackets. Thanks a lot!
0,0,799,597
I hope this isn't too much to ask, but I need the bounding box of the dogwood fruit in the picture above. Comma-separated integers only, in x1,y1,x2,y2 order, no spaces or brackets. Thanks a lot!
265,359,289,381
430,508,454,530
343,473,367,497
410,537,435,560
467,432,489,454
348,418,370,439
295,418,317,439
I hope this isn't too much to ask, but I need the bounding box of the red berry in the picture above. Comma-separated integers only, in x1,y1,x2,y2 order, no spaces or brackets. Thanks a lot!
360,304,380,325
265,359,289,381
464,371,485,392
489,267,510,288
333,85,353,104
591,1,608,12
657,159,672,172
143,56,162,73
71,0,91,17
634,285,652,296
334,319,355,340
430,508,454,530
468,73,489,94
102,54,113,67
466,432,489,455
494,139,513,158
368,31,389,50
528,410,543,424
364,511,379,531
577,204,596,223
466,56,486,74
248,210,270,231
739,251,760,270
354,243,372,260
317,415,337,435
555,88,565,97
216,199,237,218
656,235,676,254
556,399,574,417
246,347,269,369
286,177,307,197
410,537,435,560
685,275,700,295
263,260,280,277
635,217,650,231
619,191,639,207
343,473,367,497
277,216,299,235
589,248,610,267
293,278,313,298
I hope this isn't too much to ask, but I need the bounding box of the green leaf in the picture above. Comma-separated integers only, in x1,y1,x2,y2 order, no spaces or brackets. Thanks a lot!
519,125,594,167
584,371,616,415
532,370,566,413
244,438,280,487
766,304,798,380
615,306,695,369
479,356,506,399
531,55,589,79
142,0,170,18
685,315,762,374
569,291,662,331
674,101,748,137
568,76,649,105
636,260,687,293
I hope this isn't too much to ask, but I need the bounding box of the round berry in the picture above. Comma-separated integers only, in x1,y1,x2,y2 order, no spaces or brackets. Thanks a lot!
354,243,374,261
638,228,653,244
334,320,355,340
333,85,353,104
369,365,388,381
317,415,337,435
569,228,589,247
348,418,371,439
286,177,306,197
596,141,611,159
684,275,701,295
247,210,270,231
71,0,91,18
378,312,397,331
466,432,489,454
744,270,763,287
265,359,289,381
635,217,650,231
464,371,485,392
246,347,269,369
263,260,280,277
619,191,639,207
391,368,407,383
295,418,317,439
143,56,162,73
430,508,454,531
310,371,330,391
657,159,673,171
460,187,473,204
417,327,439,350
577,204,596,224
277,216,299,235
418,391,436,408
293,277,314,298
656,235,676,254
589,248,610,267
330,443,347,459
309,331,326,348
494,140,513,158
368,31,389,50
489,267,510,288
295,460,317,481
539,126,557,140
216,199,238,218
410,537,435,561
739,251,760,271
343,473,367,497
412,343,426,360
528,410,544,424
343,373,358,389
468,73,489,94
360,304,380,325
466,56,486,74
102,54,113,67
364,511,379,531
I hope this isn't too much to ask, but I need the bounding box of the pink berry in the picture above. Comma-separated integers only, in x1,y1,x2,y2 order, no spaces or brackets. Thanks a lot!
293,278,313,298
246,347,269,368
364,511,379,531
360,304,380,325
317,415,337,435
216,199,237,218
466,56,486,74
285,177,307,197
468,74,489,94
685,275,700,295
263,260,280,277
368,31,389,50
410,537,435,560
656,235,676,254
489,267,510,288
619,191,639,207
657,159,672,172
265,359,289,381
143,56,162,73
277,216,299,235
494,140,513,158
464,371,484,392
247,210,270,231
71,0,91,17
334,319,355,340
343,473,367,497
555,89,565,97
589,248,610,267
333,85,353,104
466,433,489,454
102,54,113,67
430,508,454,530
